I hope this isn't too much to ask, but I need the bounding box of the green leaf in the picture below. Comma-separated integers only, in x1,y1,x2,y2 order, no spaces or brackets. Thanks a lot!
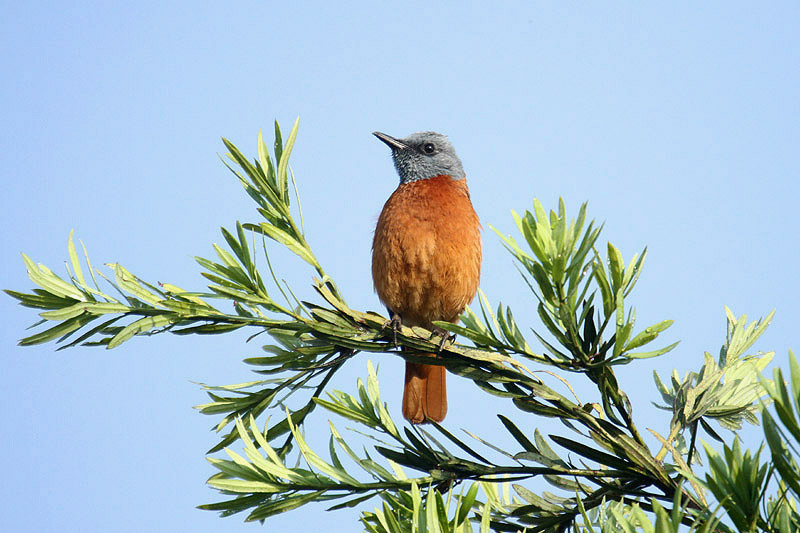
789,349,800,423
4,289,76,310
549,435,632,471
19,313,95,345
276,117,299,202
22,253,85,301
286,407,362,486
624,320,673,352
107,314,174,348
246,491,325,521
257,129,272,183
255,223,317,267
536,303,572,350
40,301,130,320
592,258,614,318
613,288,629,358
326,492,375,512
456,483,479,525
607,243,624,291
207,478,283,493
375,446,430,471
622,248,647,296
512,484,561,512
67,230,88,288
57,315,125,350
497,414,537,453
428,421,489,463
112,263,163,307
273,120,284,172
625,341,679,360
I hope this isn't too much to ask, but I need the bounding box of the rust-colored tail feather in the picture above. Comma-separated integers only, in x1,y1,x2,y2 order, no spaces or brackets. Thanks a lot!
402,360,447,424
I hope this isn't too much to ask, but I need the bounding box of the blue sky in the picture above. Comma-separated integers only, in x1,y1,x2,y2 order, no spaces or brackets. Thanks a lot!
2,2,799,531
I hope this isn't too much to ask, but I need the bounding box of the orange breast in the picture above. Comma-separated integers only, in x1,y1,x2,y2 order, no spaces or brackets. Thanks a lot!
371,175,482,328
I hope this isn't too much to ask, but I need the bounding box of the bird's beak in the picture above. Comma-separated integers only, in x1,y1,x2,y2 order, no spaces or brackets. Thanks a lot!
373,131,407,151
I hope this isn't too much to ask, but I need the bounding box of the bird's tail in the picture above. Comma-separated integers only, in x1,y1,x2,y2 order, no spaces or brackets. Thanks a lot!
403,360,447,423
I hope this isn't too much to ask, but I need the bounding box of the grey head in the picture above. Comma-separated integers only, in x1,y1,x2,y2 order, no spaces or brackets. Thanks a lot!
373,131,465,184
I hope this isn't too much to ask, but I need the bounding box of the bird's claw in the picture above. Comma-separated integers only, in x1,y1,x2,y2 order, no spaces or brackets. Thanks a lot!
386,313,402,348
429,326,455,353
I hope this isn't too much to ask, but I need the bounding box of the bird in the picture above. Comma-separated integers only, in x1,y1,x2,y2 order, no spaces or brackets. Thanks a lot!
371,131,482,424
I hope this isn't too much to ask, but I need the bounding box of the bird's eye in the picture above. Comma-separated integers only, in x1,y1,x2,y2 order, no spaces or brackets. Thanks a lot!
422,142,436,154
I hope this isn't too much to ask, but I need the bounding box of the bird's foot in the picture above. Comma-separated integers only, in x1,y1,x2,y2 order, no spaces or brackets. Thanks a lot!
429,326,456,353
385,313,402,348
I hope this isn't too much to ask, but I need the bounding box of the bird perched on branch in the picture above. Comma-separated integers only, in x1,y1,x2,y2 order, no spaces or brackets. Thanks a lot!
371,131,482,423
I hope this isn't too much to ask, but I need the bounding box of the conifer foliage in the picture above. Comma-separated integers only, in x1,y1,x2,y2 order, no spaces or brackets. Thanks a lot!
7,121,797,532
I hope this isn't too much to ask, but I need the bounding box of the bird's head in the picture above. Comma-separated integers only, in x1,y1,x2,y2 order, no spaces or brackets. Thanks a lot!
373,131,465,184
